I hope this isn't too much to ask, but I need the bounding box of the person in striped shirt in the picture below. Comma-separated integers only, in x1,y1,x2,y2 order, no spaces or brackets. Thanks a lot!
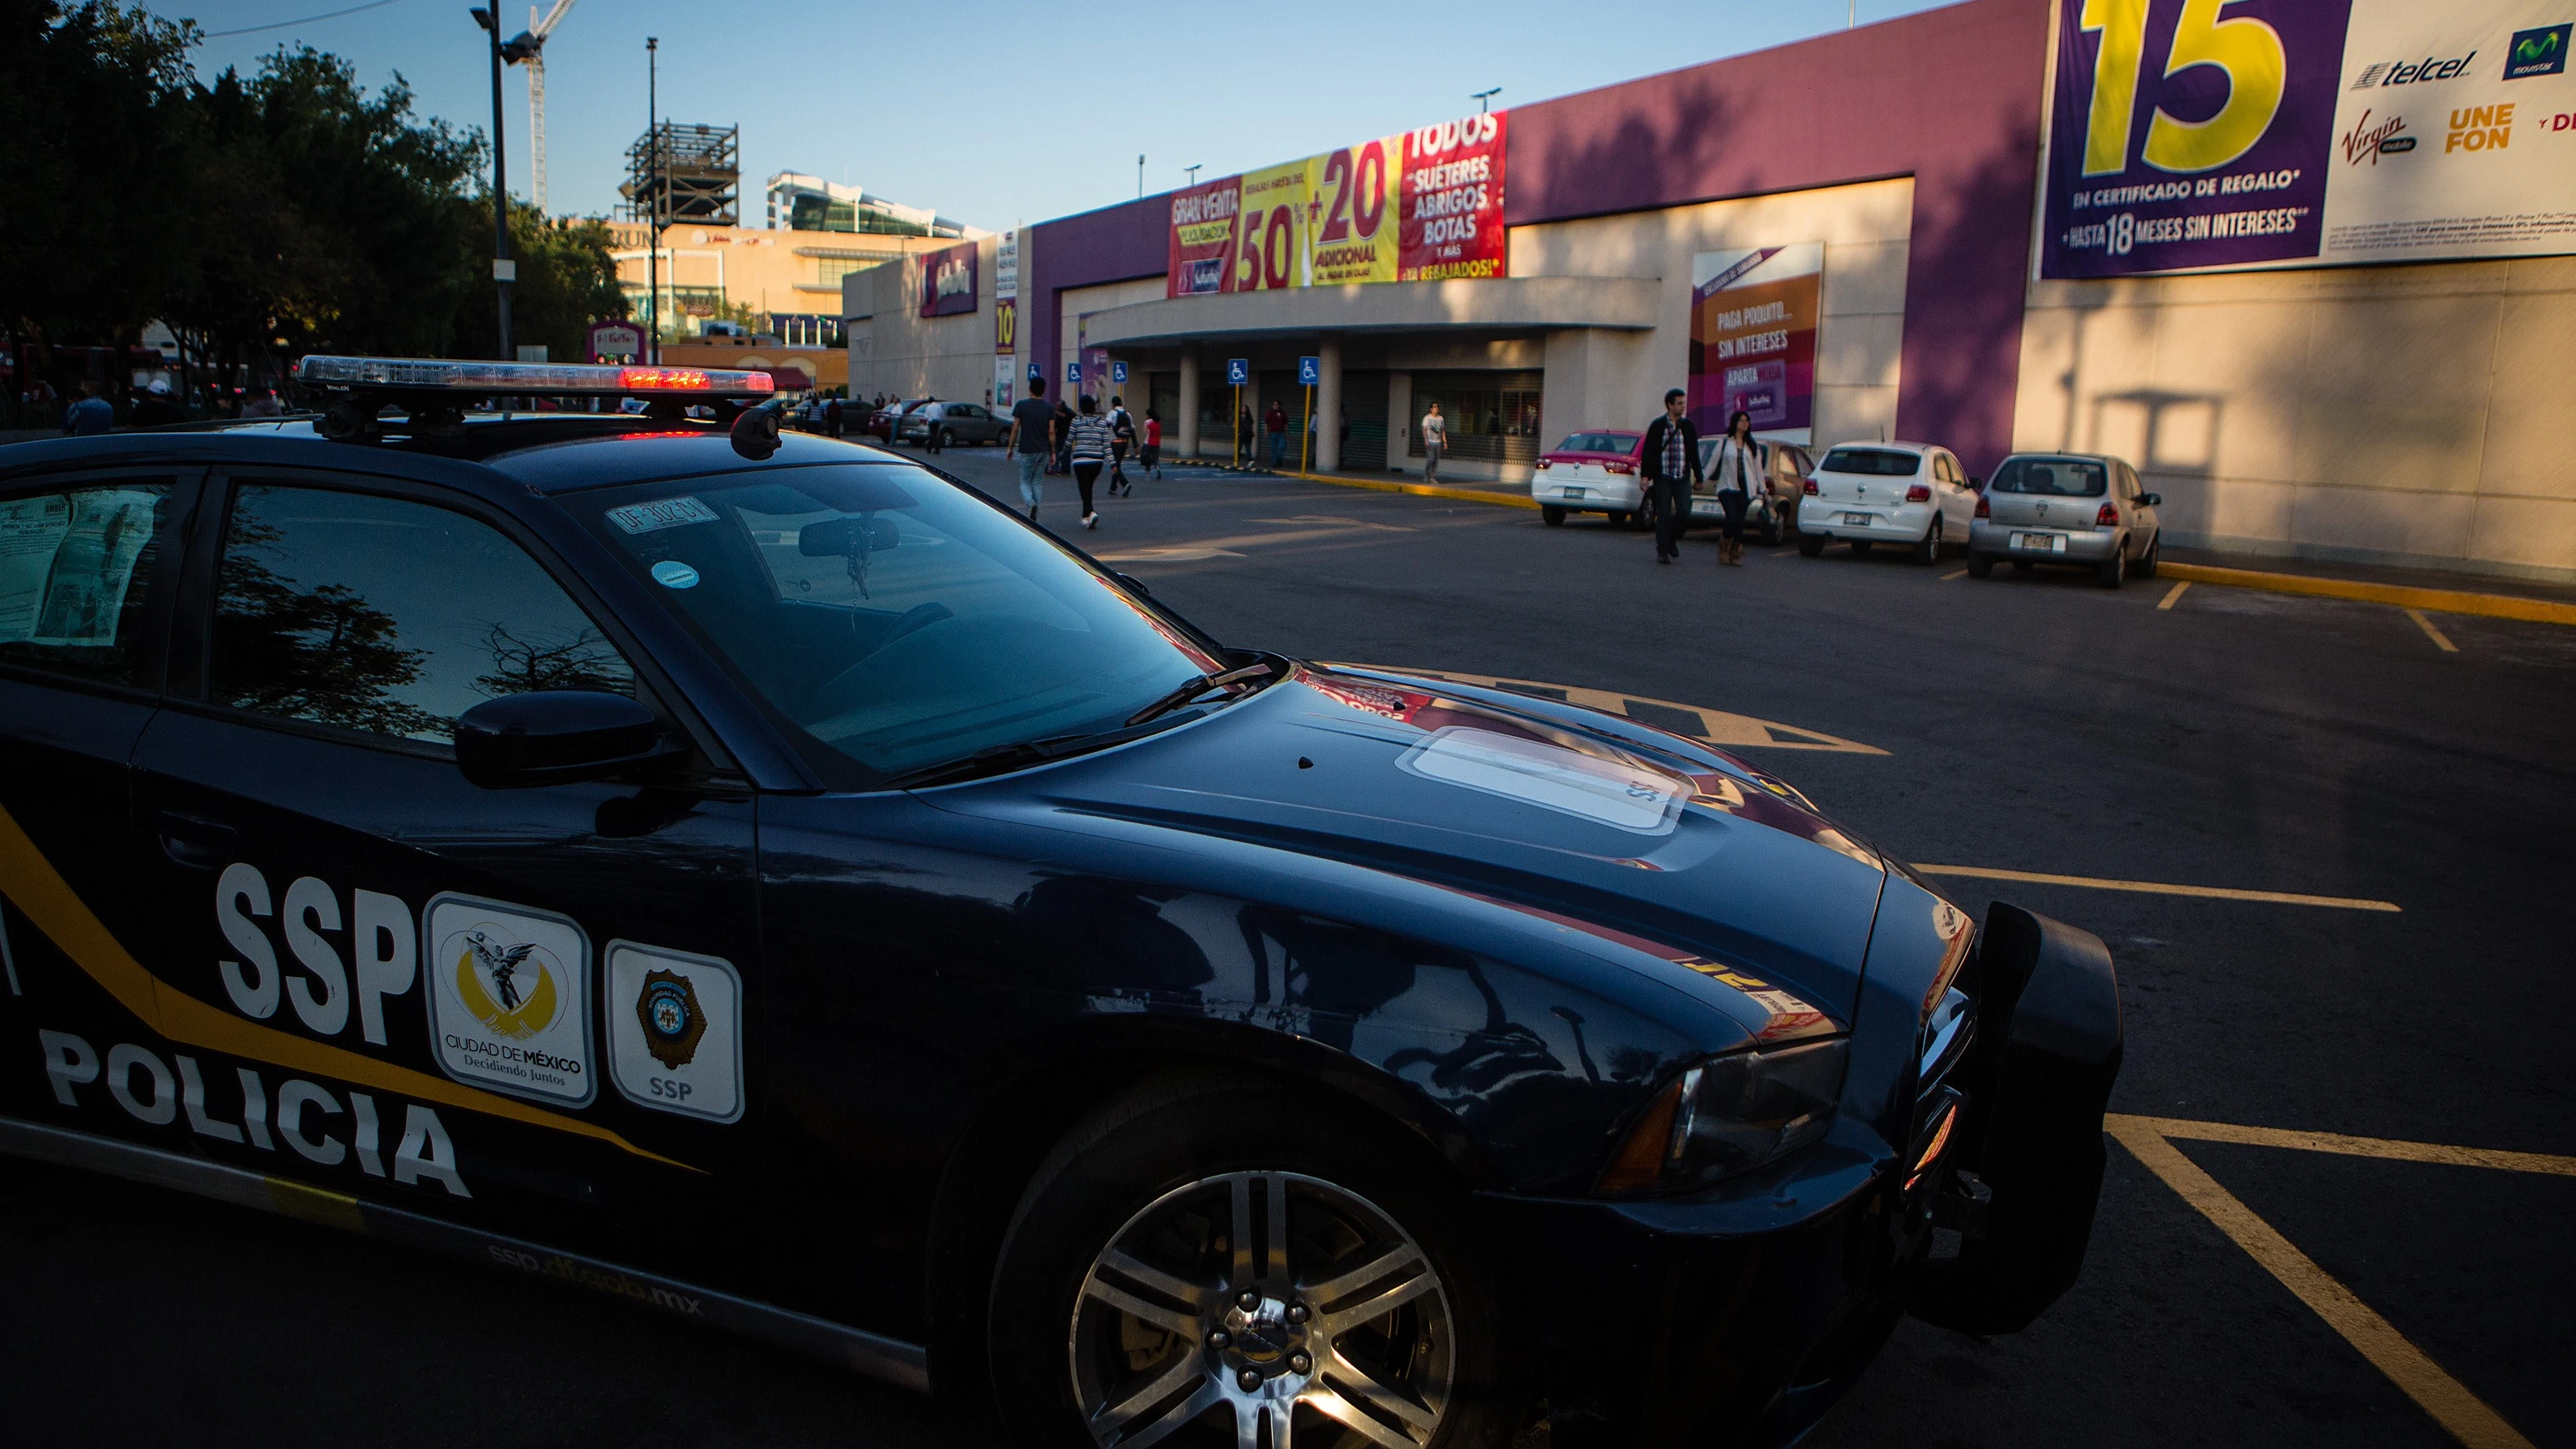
1066,395,1115,529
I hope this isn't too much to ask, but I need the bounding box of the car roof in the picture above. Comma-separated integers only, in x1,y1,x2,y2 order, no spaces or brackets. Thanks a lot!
1822,440,1938,454
0,413,909,497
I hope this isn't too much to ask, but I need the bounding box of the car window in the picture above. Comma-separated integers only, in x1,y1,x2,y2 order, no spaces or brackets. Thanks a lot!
569,463,1223,788
1554,433,1635,454
0,480,171,687
1818,449,1921,477
1989,458,2109,497
210,484,636,745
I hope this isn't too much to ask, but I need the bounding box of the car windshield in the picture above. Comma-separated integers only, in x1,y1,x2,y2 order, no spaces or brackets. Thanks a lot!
1818,448,1921,476
1989,457,2109,496
1554,433,1635,454
568,463,1224,787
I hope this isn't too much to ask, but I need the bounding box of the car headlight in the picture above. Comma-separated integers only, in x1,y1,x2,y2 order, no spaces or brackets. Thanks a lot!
1596,1038,1849,1194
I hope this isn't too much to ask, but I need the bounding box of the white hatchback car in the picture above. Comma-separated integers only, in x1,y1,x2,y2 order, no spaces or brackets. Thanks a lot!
1795,441,1979,563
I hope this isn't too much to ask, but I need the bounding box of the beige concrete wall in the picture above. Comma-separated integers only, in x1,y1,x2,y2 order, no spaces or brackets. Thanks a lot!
843,235,1003,405
610,222,947,333
1507,177,1915,451
2013,256,2576,583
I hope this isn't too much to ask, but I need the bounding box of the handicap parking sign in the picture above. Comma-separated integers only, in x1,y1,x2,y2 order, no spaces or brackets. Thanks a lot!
1027,362,1042,381
1227,358,1249,386
1066,361,1081,383
1298,356,1320,386
1111,361,1129,384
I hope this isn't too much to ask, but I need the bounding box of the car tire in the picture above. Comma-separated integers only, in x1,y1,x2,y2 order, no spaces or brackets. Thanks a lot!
2135,532,2160,579
2097,542,2126,589
1967,551,1995,579
1912,517,1943,565
939,428,956,449
986,1076,1522,1449
1851,539,1874,557
1541,505,1566,527
1797,533,1826,557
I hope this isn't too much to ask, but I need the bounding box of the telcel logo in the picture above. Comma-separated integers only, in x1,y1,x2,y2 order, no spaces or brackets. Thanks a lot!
2352,51,2476,89
2505,24,2569,80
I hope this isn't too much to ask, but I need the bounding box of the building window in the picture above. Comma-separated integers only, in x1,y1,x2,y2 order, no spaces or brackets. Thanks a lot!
771,314,844,348
1410,372,1544,462
815,257,885,288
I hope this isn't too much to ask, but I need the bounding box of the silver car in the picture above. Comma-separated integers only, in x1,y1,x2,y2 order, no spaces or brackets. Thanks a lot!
1968,452,2163,588
1690,436,1813,543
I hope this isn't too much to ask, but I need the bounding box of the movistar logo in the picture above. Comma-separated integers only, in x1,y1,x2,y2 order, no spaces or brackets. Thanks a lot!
2505,24,2570,79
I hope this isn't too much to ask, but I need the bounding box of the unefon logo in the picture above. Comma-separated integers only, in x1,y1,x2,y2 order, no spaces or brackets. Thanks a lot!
2505,24,2569,80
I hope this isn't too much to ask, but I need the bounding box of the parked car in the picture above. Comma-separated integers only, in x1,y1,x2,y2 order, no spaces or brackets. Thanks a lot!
869,399,931,441
1969,452,2162,587
1692,437,1816,544
1795,441,1979,563
1531,431,1647,528
896,400,1009,449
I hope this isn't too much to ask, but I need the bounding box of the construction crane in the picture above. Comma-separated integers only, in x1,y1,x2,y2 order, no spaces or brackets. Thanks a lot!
499,0,578,214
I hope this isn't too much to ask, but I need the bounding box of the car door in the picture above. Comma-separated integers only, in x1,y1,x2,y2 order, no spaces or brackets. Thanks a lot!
0,468,190,1130
1934,452,1974,534
122,467,768,1292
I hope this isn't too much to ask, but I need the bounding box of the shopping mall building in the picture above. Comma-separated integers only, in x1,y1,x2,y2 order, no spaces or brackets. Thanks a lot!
846,0,2575,582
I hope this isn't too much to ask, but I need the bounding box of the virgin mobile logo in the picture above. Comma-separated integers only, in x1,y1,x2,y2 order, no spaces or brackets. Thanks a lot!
2340,110,2412,166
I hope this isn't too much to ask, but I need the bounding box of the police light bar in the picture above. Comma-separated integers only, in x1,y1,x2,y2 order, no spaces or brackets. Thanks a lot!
293,356,775,397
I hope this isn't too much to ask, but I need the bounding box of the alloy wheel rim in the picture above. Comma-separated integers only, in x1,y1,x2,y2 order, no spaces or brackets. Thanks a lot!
1068,1171,1453,1449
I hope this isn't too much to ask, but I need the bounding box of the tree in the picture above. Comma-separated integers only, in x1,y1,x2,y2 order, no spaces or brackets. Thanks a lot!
451,204,629,361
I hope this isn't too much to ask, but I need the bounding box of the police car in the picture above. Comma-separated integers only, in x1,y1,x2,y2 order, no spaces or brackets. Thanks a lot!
0,357,2121,1447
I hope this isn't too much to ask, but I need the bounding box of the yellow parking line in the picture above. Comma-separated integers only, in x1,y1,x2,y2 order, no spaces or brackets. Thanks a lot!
1913,864,2399,911
1286,471,1541,510
2158,562,2576,626
2157,580,2190,610
2107,1117,2537,1449
2407,607,2460,653
1940,568,1967,582
2119,1115,2576,1177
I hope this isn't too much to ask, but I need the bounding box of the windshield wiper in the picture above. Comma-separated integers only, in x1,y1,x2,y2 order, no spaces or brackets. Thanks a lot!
1125,663,1274,728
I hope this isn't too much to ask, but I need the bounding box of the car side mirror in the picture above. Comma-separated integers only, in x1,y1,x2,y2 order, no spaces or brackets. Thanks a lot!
1113,572,1155,598
799,516,901,555
1969,476,1983,489
454,691,684,789
2141,493,2161,507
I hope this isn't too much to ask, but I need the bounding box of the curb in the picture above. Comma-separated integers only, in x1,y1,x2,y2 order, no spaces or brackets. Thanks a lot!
2157,562,2576,626
1286,471,1540,510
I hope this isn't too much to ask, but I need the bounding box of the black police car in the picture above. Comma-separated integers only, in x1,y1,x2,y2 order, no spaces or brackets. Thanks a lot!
0,357,2121,1448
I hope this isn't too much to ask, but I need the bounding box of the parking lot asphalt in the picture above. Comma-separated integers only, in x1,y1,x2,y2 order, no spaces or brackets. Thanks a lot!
5,445,2569,1448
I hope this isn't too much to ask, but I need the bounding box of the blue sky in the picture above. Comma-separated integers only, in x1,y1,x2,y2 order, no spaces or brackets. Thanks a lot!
145,0,1961,232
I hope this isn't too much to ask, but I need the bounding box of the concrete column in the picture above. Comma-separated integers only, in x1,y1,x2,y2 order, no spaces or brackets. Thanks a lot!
1314,335,1343,474
1177,341,1201,459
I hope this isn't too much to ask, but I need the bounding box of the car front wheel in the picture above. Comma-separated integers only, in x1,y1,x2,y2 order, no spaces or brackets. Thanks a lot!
2135,531,2160,579
987,1078,1517,1449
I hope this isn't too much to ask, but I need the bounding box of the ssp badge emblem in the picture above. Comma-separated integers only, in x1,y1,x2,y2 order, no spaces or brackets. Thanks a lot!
421,895,595,1105
637,969,705,1068
607,943,742,1122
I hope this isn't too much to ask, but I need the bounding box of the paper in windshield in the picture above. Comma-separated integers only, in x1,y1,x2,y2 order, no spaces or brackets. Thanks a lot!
0,489,158,646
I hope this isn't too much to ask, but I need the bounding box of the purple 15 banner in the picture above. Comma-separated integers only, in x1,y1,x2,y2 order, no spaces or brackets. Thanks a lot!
2043,0,2352,278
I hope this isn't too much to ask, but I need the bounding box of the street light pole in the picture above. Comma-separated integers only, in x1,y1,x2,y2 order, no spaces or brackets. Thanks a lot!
646,37,660,366
472,7,514,359
1472,86,1501,113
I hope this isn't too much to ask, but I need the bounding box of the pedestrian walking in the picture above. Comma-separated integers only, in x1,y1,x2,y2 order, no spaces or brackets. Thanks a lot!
1707,410,1759,567
1265,400,1288,468
1419,400,1446,481
825,395,844,439
1142,410,1163,478
61,380,115,436
1639,388,1702,566
131,378,185,428
1053,396,1076,475
1108,395,1137,495
922,395,942,453
1068,394,1113,530
1236,403,1256,466
1006,376,1058,521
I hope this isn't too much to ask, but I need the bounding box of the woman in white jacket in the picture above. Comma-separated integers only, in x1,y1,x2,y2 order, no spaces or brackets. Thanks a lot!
1705,410,1762,566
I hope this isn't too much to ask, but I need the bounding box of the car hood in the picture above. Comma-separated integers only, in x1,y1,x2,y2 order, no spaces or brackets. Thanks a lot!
912,663,1890,1025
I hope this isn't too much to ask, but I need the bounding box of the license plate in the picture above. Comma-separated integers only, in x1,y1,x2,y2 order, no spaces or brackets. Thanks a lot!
1843,512,1873,526
2013,532,2065,553
1561,487,1585,499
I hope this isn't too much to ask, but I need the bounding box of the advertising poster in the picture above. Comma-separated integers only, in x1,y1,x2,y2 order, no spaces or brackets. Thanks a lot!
919,240,978,317
1167,175,1243,297
1233,160,1312,292
2043,0,2576,278
1688,246,1822,442
993,229,1017,405
1307,134,1406,285
1399,110,1509,282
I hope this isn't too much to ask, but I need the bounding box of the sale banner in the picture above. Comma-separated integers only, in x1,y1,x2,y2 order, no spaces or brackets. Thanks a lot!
1233,160,1312,292
1399,110,1508,282
1166,176,1242,298
1688,245,1822,441
1305,134,1406,286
